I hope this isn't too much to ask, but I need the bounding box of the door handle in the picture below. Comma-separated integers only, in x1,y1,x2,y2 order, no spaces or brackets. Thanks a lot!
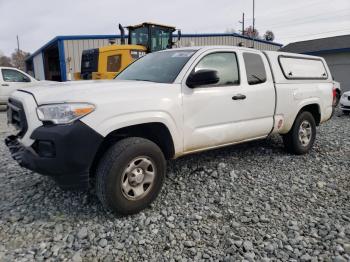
1,84,9,87
232,94,246,100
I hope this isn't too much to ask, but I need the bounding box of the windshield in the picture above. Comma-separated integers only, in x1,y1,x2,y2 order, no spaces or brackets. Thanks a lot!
116,50,196,83
129,27,148,46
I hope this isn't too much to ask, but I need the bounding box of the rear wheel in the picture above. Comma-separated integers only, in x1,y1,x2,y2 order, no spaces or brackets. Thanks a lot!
96,137,166,215
282,111,316,155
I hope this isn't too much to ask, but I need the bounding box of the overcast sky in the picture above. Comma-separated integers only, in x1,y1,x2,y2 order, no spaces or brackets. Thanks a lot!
0,0,349,56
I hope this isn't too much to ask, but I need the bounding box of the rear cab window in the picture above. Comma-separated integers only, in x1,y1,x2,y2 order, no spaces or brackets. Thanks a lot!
278,56,328,80
243,53,267,85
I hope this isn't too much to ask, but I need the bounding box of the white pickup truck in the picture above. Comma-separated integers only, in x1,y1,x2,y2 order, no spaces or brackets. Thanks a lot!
5,46,335,215
0,67,38,107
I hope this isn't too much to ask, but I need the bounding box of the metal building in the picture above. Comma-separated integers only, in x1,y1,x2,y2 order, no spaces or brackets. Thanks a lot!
26,33,282,81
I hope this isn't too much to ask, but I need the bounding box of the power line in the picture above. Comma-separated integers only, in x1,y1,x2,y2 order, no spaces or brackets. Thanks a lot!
256,0,346,19
279,27,350,39
269,16,349,30
243,9,350,30
265,11,350,29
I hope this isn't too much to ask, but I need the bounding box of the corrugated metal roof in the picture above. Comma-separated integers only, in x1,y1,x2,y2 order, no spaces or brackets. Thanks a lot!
280,34,350,54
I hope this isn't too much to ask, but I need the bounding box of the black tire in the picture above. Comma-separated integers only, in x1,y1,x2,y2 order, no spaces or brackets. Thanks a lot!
96,137,166,215
343,110,350,115
282,111,316,155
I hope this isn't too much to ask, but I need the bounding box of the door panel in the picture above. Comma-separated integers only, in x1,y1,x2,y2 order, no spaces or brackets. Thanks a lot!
241,52,275,135
182,50,275,153
183,86,273,151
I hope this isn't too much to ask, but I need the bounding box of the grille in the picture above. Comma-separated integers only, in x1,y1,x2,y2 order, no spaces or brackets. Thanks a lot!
7,98,28,137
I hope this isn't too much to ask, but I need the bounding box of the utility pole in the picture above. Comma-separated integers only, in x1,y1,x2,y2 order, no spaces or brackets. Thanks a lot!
16,35,20,52
252,0,255,48
239,12,245,35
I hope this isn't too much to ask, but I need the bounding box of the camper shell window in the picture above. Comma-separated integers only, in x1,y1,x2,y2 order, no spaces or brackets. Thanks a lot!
278,55,328,80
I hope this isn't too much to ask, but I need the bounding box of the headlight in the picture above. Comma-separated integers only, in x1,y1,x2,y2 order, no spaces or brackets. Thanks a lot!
343,94,348,98
36,103,95,124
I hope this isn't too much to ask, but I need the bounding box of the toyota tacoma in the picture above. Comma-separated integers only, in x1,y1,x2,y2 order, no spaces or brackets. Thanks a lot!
5,46,335,215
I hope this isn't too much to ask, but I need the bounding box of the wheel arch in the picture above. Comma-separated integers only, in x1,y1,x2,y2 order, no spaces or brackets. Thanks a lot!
298,103,321,126
90,122,176,177
279,102,322,134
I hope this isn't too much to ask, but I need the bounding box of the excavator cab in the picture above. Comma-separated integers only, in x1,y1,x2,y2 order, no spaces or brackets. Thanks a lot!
127,22,177,53
75,22,180,80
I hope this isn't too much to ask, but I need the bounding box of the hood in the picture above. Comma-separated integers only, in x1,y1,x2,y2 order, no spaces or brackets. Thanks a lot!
18,80,172,105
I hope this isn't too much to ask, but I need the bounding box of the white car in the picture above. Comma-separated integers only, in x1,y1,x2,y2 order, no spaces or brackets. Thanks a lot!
340,91,350,114
0,67,38,107
5,46,335,215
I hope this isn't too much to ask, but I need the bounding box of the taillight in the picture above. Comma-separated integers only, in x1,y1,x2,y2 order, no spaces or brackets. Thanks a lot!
332,87,337,106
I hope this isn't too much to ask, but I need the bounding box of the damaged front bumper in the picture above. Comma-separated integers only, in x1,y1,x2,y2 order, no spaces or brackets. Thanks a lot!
5,121,103,190
5,134,37,169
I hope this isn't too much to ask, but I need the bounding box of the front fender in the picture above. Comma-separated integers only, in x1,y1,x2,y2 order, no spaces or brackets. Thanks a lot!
81,110,183,154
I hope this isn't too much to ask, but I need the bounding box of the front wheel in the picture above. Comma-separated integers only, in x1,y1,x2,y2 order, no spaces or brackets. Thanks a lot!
96,137,166,215
343,110,350,115
282,111,316,155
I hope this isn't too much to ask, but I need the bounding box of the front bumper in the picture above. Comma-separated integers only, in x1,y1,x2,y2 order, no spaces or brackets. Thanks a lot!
5,121,103,190
340,104,350,111
340,96,350,111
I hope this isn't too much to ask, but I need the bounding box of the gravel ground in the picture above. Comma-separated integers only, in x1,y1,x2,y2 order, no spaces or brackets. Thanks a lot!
0,111,349,262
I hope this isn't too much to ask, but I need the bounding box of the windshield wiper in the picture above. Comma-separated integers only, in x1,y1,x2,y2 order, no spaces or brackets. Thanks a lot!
132,79,155,82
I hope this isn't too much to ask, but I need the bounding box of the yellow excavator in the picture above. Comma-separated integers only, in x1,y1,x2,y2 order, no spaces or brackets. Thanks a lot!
75,22,180,80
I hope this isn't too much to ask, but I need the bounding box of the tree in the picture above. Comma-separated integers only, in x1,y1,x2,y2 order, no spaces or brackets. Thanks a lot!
0,55,13,67
264,30,275,42
11,50,30,71
243,26,259,39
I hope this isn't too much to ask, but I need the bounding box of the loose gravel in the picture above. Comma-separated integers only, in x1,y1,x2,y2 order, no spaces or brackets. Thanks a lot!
0,111,349,261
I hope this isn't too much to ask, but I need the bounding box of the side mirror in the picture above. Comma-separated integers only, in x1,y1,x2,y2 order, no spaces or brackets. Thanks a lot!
186,69,219,88
170,29,182,48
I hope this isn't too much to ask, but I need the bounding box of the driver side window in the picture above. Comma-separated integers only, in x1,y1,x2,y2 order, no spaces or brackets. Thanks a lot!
2,69,30,82
194,52,240,86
